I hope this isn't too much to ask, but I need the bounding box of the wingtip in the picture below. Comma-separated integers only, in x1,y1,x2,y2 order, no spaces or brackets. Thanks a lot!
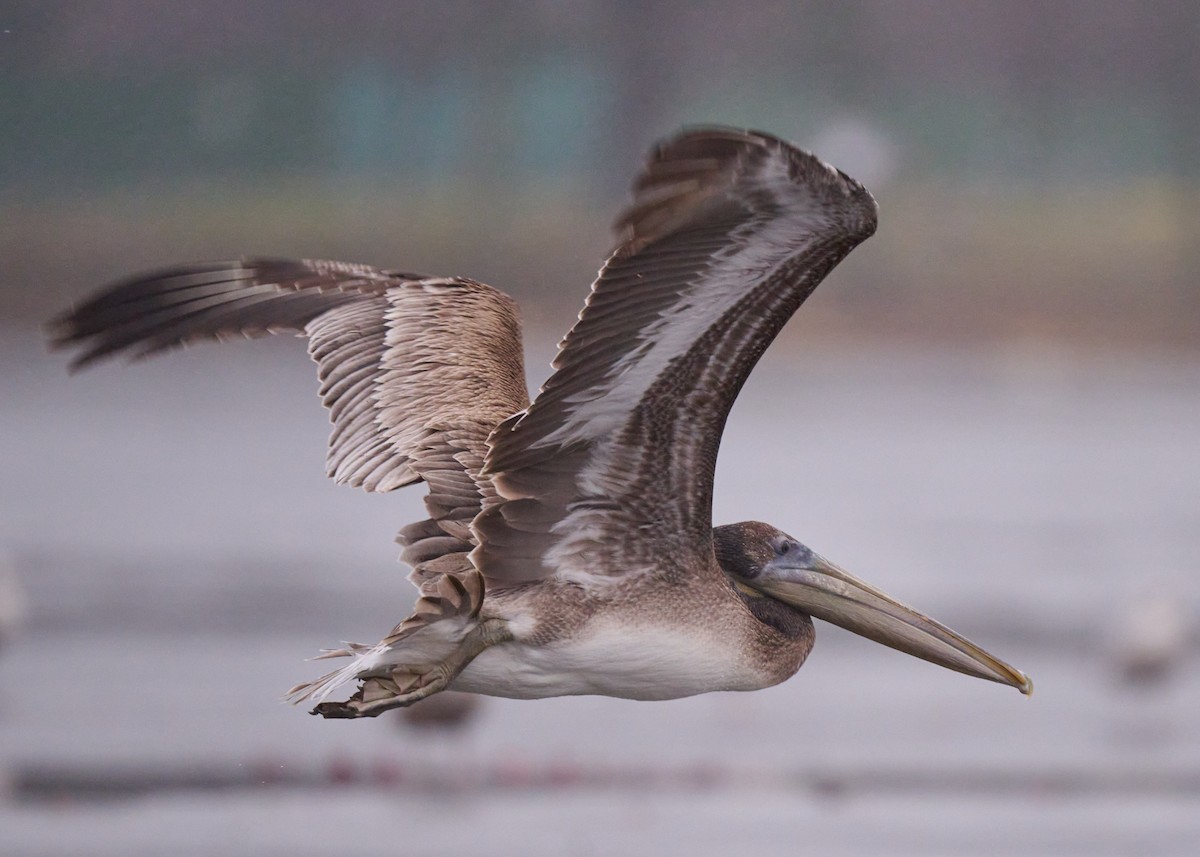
615,124,879,254
43,306,80,350
42,315,102,374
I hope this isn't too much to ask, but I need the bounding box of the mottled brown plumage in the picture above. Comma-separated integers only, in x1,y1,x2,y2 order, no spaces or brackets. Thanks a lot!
49,127,1030,718
476,129,876,584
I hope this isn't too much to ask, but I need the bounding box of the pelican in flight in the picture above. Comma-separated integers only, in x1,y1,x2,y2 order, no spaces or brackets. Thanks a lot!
50,128,1031,718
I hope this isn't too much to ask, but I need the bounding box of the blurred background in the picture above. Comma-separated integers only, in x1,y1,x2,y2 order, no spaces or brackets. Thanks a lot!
2,1,1198,855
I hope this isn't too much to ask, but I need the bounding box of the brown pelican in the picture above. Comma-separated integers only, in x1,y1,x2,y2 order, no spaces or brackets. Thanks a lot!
49,127,1031,718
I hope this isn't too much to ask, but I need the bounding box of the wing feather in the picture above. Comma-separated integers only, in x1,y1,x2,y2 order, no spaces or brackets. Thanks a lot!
50,259,531,578
474,128,877,585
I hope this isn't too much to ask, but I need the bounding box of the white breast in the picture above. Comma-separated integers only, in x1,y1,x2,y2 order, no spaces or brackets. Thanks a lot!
450,618,768,700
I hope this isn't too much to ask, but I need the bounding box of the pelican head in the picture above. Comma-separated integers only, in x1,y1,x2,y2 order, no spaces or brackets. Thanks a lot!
713,522,1032,694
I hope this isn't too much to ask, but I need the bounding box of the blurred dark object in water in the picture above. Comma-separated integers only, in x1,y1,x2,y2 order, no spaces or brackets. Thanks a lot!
1114,592,1192,686
394,691,482,732
0,554,28,652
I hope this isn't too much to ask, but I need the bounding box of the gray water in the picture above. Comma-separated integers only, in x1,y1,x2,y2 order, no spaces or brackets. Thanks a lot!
2,328,1198,856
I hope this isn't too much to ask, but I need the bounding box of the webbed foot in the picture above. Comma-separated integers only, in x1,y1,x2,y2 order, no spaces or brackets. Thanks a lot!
309,618,511,719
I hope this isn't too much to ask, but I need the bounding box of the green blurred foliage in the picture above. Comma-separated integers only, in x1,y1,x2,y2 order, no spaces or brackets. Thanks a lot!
3,0,1197,345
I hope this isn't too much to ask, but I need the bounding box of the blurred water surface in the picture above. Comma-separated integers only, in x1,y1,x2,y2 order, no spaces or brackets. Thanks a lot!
1,326,1198,855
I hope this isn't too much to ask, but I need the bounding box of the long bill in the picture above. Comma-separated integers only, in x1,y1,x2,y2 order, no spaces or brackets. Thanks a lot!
752,555,1033,694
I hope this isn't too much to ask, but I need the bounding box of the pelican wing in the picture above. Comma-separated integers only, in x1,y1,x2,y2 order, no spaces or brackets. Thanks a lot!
49,259,530,577
475,128,877,584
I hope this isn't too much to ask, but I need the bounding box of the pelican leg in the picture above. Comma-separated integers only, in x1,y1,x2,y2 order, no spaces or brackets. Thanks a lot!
311,618,512,719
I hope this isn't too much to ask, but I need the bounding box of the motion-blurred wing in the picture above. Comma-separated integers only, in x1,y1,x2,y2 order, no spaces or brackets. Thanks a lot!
474,128,877,585
49,259,531,578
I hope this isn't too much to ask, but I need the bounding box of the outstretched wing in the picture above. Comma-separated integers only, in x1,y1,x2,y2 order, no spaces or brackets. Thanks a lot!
49,259,531,579
474,128,877,585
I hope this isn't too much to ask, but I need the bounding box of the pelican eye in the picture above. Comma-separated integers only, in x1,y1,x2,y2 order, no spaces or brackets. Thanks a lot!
773,538,812,565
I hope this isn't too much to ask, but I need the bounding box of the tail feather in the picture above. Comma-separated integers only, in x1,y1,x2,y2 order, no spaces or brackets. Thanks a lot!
308,641,375,661
285,641,391,705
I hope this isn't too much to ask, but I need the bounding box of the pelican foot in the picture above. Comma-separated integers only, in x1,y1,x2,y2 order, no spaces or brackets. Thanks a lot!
310,618,511,719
